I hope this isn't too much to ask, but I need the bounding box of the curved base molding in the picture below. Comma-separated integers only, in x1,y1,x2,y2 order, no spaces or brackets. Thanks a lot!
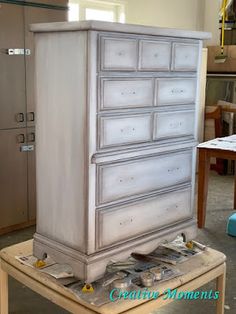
33,218,197,282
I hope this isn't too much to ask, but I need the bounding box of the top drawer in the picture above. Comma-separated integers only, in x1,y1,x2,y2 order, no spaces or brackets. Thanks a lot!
99,35,199,72
100,37,138,71
139,40,171,71
172,43,199,71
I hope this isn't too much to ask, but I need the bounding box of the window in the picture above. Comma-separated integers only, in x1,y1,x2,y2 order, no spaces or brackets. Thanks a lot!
85,8,114,22
69,0,125,23
68,3,79,21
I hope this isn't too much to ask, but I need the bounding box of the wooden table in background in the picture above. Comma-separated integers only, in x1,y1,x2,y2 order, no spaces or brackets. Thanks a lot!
198,146,236,228
0,240,226,314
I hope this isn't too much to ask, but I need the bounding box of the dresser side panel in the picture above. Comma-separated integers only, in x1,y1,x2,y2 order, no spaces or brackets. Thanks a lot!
34,31,88,252
86,31,98,254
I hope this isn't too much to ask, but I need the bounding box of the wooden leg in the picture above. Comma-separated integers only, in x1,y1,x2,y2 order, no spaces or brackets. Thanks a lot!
0,265,8,314
234,163,236,209
216,263,226,314
198,148,211,228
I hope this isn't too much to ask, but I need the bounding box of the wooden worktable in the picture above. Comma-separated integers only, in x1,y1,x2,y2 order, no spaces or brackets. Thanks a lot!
0,240,226,314
198,144,236,228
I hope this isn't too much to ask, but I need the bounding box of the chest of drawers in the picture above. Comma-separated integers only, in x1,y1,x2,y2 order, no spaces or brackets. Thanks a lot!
31,21,211,282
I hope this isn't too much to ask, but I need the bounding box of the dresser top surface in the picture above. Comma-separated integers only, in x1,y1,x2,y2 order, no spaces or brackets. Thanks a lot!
30,20,211,40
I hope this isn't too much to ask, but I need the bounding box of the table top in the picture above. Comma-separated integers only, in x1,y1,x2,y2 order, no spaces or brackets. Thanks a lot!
198,135,236,153
0,240,226,314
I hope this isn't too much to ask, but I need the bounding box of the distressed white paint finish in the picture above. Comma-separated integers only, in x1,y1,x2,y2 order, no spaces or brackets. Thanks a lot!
153,110,195,140
97,187,192,248
156,78,196,105
35,31,87,252
101,78,154,110
98,113,152,148
30,20,211,40
100,37,138,71
139,40,171,71
32,21,209,282
34,219,197,282
97,150,192,205
172,43,199,71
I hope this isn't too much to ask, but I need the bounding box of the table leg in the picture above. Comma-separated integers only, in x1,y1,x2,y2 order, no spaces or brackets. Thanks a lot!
234,163,236,209
198,149,211,228
216,263,226,314
0,266,8,314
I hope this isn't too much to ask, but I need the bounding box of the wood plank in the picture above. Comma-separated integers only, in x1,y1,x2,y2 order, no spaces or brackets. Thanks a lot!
0,220,35,236
1,260,96,314
0,263,8,314
216,263,226,314
0,240,227,314
120,264,225,314
100,263,225,314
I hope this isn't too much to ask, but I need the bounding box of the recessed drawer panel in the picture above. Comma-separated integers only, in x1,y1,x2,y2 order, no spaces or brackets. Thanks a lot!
139,40,171,71
97,187,192,248
97,150,192,205
98,113,152,149
100,37,138,71
153,110,195,140
101,79,154,110
172,43,199,71
156,79,196,105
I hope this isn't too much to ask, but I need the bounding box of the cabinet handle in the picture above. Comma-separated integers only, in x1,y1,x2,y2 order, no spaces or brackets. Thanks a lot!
27,112,35,122
1,48,31,56
17,134,25,143
16,112,24,123
27,132,35,142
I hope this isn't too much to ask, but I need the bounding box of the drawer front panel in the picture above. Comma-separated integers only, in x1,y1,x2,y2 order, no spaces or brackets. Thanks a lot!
99,113,152,148
97,187,192,248
100,37,138,71
153,110,195,140
156,79,196,105
172,43,199,71
101,79,154,110
139,40,171,71
97,150,192,205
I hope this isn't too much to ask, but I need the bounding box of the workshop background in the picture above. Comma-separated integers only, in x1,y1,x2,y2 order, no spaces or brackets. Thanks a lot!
0,0,235,313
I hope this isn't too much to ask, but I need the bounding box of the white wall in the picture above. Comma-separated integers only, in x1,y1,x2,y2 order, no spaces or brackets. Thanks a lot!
124,0,202,30
203,0,220,46
123,0,220,45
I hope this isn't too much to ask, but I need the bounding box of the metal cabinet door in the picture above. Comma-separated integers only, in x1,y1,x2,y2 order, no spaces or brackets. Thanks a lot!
24,5,67,128
0,3,27,130
27,127,36,221
0,129,28,229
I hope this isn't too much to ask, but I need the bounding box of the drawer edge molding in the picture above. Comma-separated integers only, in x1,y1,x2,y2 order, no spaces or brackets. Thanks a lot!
92,141,197,164
96,186,193,249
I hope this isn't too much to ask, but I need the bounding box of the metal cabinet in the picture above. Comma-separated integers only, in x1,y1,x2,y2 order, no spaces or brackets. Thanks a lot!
0,4,27,130
0,1,67,233
0,129,28,229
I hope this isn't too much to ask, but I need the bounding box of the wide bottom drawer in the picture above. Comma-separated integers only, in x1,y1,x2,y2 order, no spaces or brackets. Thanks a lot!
96,186,192,249
97,149,192,205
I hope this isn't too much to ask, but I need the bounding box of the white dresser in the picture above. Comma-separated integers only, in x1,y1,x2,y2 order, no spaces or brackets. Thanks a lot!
31,21,211,282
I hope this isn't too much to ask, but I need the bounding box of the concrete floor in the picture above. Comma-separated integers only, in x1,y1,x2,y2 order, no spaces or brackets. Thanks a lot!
0,171,236,314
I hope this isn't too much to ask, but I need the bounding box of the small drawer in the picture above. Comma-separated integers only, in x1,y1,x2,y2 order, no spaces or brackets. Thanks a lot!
97,150,192,205
98,113,152,149
139,40,171,71
97,187,192,248
100,78,154,110
153,110,195,140
172,43,199,71
100,37,138,71
156,78,196,106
